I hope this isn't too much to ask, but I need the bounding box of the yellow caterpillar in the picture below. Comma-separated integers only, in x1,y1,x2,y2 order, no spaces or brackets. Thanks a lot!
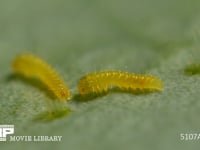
12,53,71,100
78,71,163,95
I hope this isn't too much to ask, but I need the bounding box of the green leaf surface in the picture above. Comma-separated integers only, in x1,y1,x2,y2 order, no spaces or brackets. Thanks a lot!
1,0,200,149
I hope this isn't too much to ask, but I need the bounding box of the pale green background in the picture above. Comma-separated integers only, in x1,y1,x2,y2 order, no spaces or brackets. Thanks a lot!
1,0,200,149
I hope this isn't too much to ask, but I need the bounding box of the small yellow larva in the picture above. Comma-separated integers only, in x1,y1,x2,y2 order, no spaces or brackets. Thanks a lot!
12,53,71,100
78,71,163,95
184,63,200,75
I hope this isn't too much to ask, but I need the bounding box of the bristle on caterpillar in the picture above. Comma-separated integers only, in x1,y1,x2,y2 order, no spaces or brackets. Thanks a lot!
184,63,200,75
12,53,71,100
78,71,163,95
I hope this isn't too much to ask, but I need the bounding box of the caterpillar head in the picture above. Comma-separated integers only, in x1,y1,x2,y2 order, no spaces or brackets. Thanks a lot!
59,88,71,100
78,77,93,95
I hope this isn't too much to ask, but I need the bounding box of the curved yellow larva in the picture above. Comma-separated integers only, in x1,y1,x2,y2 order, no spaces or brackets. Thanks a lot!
12,53,71,100
78,71,163,95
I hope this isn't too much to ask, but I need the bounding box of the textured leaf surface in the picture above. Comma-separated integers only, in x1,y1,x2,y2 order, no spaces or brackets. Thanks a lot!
1,0,200,149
